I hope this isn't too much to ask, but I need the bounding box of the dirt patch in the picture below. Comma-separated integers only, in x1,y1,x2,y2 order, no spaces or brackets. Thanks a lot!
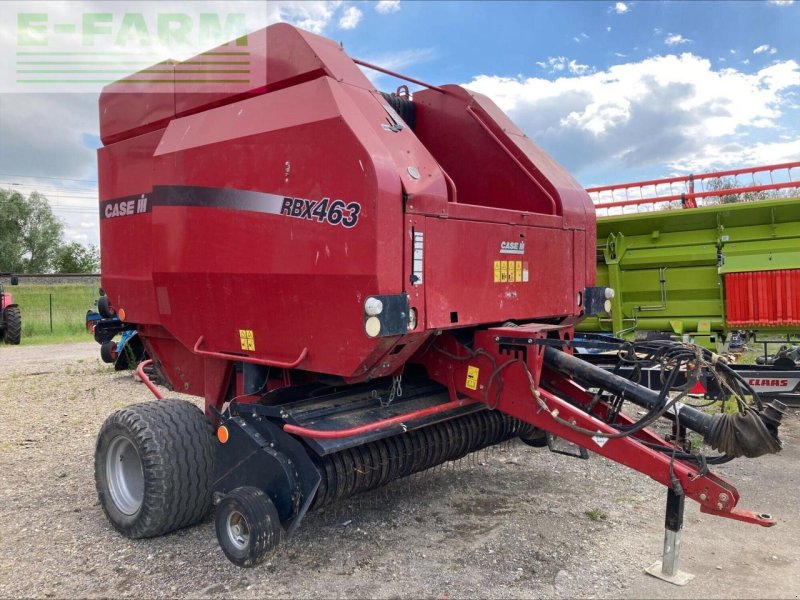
0,342,798,598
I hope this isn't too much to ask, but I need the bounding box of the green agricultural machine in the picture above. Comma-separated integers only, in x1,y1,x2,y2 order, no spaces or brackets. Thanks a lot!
578,162,800,351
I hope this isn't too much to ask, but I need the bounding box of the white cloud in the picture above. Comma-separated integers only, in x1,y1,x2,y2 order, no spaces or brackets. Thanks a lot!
653,27,663,35
669,139,800,172
606,26,612,32
568,60,592,75
768,0,794,5
338,6,362,29
665,33,691,46
614,2,629,14
537,56,594,76
730,49,737,54
573,32,589,43
753,44,777,55
463,54,800,177
375,0,401,13
614,52,627,58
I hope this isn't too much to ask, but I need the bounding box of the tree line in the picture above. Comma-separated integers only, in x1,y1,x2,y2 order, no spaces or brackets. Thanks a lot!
0,188,99,273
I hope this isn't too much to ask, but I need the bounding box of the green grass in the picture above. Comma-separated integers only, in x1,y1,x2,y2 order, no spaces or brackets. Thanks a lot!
5,283,97,344
585,508,608,522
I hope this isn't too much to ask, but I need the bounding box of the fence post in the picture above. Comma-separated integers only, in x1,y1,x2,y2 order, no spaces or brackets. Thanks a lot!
49,293,53,333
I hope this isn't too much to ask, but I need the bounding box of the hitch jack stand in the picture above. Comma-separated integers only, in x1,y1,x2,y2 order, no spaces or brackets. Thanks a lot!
645,488,695,586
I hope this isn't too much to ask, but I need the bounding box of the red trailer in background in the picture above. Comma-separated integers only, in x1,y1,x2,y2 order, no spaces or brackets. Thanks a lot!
0,277,21,345
92,24,784,574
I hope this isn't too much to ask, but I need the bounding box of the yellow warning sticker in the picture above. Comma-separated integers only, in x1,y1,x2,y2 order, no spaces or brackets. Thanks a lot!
466,365,480,390
239,329,255,351
492,259,528,284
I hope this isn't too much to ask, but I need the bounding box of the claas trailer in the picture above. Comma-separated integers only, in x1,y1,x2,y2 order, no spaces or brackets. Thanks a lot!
92,24,784,572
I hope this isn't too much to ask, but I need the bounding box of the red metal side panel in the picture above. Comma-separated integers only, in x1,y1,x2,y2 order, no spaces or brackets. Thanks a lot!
145,77,405,378
424,218,575,329
725,269,800,327
98,129,163,325
99,65,175,145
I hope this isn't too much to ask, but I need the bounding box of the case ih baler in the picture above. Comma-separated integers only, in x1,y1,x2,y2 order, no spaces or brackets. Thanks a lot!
93,24,784,572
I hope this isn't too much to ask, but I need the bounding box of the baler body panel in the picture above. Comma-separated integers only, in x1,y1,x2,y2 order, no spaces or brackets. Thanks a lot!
98,22,595,383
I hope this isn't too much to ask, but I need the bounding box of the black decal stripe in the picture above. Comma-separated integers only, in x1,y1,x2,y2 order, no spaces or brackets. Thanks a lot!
100,186,361,226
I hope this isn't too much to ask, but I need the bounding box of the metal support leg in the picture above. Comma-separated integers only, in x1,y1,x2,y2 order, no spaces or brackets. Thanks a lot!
645,488,695,585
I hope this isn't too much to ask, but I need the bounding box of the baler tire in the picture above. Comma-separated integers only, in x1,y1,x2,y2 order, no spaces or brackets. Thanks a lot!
100,341,117,364
95,399,214,539
3,306,21,345
215,486,283,568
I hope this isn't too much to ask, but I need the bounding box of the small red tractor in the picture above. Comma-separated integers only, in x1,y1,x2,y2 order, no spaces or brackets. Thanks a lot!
92,24,784,573
0,276,21,345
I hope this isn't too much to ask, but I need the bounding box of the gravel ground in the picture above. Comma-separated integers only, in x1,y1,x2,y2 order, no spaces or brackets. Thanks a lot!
0,342,798,599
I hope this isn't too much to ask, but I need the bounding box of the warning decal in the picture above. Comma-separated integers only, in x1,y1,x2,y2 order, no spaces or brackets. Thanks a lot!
239,329,255,351
491,259,529,283
466,365,480,390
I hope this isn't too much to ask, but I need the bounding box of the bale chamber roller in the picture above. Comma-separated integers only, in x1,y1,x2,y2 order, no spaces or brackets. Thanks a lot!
92,23,784,571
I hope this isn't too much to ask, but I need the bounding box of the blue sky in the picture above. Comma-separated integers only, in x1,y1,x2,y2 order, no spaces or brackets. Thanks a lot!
0,0,798,245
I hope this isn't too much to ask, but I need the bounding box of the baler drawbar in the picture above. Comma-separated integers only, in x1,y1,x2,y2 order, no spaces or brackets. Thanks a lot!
92,23,783,572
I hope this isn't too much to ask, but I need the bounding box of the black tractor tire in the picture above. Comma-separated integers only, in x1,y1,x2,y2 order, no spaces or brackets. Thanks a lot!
95,399,214,539
100,341,117,364
215,486,283,568
97,295,115,318
3,306,22,345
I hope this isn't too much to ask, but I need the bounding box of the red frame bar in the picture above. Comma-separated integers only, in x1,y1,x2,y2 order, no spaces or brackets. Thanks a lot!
192,335,308,369
352,58,445,93
283,398,479,439
412,325,776,527
596,181,797,209
588,161,800,210
136,359,165,400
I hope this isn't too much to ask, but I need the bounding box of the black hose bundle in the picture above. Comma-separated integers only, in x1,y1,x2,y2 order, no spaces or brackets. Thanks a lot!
543,337,784,462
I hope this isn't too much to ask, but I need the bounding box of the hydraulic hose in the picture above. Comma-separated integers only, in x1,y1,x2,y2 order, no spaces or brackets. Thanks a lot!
542,347,784,458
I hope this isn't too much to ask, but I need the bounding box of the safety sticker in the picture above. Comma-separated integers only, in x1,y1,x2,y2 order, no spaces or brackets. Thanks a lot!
591,433,608,447
466,365,480,390
492,259,529,283
239,329,255,351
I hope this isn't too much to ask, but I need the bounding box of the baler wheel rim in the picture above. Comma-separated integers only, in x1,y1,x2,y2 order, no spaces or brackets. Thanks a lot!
106,435,145,516
224,509,251,550
214,486,282,568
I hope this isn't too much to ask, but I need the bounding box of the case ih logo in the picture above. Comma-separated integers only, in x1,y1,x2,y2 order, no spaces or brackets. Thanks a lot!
500,241,525,255
102,195,150,219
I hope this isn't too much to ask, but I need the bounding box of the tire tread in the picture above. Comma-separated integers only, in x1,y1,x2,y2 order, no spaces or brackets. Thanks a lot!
95,399,214,538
